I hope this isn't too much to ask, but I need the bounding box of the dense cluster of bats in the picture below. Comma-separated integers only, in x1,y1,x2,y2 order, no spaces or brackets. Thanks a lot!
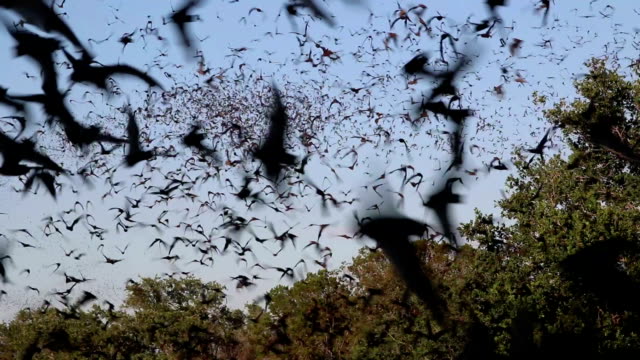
1,0,636,357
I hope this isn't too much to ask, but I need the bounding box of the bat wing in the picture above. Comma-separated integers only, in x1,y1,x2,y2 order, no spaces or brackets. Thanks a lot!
126,110,141,151
105,65,164,90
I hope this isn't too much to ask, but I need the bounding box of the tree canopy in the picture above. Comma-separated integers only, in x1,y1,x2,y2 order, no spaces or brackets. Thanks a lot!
0,276,245,359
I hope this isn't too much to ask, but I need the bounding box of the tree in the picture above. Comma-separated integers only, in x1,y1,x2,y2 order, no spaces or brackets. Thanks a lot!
244,242,487,360
123,276,246,359
0,276,245,360
459,58,640,359
0,305,141,359
245,270,356,359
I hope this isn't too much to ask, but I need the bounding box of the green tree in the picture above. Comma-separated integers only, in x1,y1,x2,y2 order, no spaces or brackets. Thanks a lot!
245,270,356,360
0,305,140,359
459,58,640,359
245,242,485,360
123,276,246,359
0,276,245,360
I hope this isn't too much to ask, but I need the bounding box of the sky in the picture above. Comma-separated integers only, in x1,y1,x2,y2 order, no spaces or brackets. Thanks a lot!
0,0,639,321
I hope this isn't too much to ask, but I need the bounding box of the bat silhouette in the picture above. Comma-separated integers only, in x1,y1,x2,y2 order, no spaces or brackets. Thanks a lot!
254,86,297,183
561,238,640,313
0,87,25,112
0,0,92,57
526,126,556,165
182,125,219,160
0,131,64,176
23,170,58,198
403,53,429,75
286,0,336,27
423,177,464,249
485,0,508,21
358,215,448,325
4,25,61,93
125,108,154,167
167,0,204,51
63,49,163,91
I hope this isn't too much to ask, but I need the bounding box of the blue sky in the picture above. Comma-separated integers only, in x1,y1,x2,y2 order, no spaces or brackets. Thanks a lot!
0,0,638,320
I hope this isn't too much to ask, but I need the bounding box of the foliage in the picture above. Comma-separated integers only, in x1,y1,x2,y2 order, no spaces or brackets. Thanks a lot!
242,242,488,360
123,276,245,359
459,59,640,358
0,276,245,360
245,270,355,359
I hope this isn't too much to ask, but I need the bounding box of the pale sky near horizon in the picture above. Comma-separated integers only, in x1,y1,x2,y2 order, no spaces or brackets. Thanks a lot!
1,0,638,321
